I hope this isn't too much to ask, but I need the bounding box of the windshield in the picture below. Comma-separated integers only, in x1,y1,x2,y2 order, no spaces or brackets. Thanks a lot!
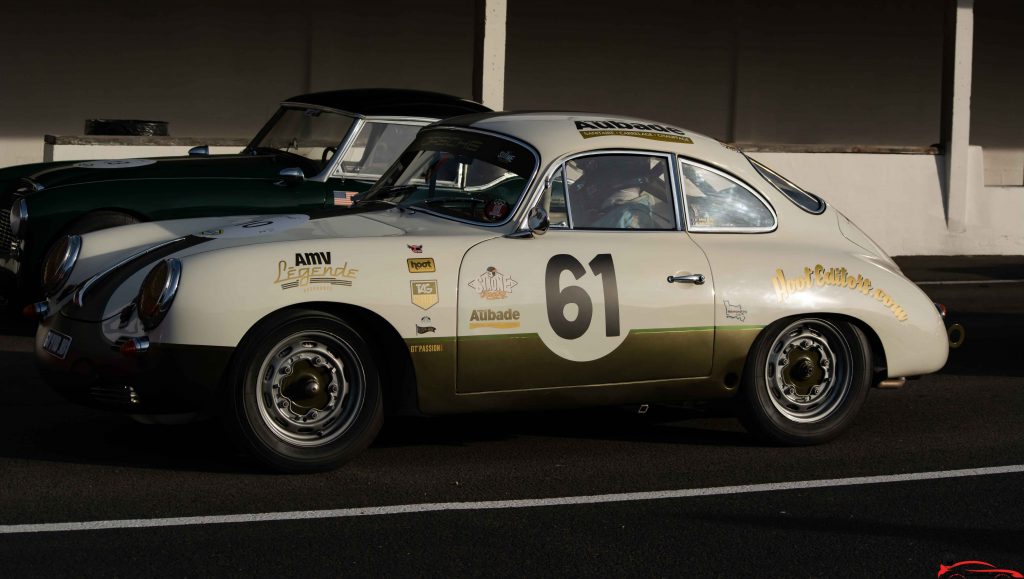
248,106,356,174
359,129,536,225
334,121,421,181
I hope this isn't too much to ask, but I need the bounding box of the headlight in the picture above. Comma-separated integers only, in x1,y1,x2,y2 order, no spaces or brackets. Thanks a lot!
40,234,82,297
137,258,182,330
9,198,28,238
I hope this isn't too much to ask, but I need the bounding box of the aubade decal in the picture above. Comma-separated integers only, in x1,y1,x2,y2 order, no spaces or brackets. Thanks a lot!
574,120,694,144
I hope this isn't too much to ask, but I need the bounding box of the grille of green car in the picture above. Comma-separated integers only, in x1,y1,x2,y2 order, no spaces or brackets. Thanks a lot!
0,207,16,259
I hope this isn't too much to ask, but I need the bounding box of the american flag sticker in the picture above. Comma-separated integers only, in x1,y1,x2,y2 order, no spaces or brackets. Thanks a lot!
333,191,356,207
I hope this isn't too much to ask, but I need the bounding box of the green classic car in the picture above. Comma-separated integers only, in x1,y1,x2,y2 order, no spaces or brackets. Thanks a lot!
0,89,489,310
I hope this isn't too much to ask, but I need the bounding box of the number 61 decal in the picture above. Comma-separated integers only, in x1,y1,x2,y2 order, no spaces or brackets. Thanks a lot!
545,254,620,340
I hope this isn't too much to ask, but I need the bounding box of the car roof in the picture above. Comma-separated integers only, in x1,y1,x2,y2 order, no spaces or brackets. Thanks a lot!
284,89,491,119
434,111,744,171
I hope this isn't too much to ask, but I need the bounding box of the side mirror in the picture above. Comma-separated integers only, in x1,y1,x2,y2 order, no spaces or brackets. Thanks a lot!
275,167,305,187
527,207,549,236
187,145,209,157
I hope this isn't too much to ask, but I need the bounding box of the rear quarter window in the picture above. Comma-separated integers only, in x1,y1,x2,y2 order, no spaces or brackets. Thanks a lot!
747,158,825,214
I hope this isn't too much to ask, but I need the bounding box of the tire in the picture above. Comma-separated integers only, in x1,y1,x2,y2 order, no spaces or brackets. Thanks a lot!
226,309,383,473
740,317,871,445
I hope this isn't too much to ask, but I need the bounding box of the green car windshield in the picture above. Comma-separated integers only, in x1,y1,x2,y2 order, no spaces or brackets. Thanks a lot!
359,129,536,225
248,106,356,173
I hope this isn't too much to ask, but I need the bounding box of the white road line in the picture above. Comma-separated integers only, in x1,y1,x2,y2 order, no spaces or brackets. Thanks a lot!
2,464,1023,535
915,279,1024,285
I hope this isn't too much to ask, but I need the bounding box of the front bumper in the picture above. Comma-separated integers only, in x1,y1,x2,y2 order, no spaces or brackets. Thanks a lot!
0,243,24,311
35,313,235,414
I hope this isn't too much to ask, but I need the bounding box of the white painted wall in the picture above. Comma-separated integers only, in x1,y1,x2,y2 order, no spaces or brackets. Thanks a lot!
750,147,1024,256
44,145,242,162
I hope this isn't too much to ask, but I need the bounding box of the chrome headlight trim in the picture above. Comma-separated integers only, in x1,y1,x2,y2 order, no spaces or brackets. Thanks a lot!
41,234,82,297
137,258,182,330
9,198,28,238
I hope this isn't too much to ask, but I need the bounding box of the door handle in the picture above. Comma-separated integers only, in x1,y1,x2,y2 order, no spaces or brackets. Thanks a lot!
667,274,706,285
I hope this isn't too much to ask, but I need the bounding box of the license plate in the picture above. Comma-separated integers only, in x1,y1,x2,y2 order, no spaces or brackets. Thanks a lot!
42,330,73,360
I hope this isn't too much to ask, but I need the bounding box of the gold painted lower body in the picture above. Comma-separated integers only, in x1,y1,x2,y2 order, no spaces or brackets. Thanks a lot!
406,326,764,415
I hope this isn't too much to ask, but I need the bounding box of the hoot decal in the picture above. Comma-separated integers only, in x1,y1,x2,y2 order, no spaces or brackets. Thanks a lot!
772,265,908,321
275,251,358,291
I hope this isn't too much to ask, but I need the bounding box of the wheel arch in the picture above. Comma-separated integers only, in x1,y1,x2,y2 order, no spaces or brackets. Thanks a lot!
744,312,888,386
226,301,419,416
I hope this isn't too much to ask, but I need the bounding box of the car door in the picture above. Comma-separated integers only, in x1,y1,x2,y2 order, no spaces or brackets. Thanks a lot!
456,151,715,393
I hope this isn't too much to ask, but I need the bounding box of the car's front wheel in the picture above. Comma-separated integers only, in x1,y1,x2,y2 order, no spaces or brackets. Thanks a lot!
227,309,383,472
741,317,871,445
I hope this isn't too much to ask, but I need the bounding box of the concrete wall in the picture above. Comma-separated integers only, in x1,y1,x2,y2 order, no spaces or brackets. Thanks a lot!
0,0,1021,255
750,148,1024,256
505,0,944,146
2,0,952,170
972,0,1024,185
0,0,476,168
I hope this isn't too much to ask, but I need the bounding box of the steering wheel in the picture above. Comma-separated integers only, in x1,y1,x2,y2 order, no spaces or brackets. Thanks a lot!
321,146,337,164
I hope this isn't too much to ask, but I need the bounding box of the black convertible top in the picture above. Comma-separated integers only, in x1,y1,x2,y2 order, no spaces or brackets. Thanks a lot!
286,88,491,119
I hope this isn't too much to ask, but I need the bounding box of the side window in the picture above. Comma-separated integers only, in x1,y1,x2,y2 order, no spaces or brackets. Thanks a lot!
680,160,775,230
564,154,675,230
334,122,421,179
543,164,569,228
747,157,825,214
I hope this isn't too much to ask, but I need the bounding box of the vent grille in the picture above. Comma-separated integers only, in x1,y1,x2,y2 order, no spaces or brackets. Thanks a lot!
0,208,16,259
89,384,140,406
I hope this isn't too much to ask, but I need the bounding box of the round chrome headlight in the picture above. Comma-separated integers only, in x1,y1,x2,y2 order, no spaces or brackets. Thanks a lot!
9,198,28,238
137,258,182,330
41,234,82,297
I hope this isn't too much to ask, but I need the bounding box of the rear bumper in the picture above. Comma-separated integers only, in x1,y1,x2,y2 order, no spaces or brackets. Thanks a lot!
35,313,234,414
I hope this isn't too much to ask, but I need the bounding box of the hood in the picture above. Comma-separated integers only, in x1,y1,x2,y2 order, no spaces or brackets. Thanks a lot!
68,212,405,286
60,212,407,322
62,209,503,322
1,154,298,193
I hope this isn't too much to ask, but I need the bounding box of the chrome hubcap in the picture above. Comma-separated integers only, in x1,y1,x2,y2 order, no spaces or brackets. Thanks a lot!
256,331,363,447
764,319,851,423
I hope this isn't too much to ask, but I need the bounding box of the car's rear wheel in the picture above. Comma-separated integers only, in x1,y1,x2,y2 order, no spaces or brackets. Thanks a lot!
227,309,383,472
740,317,871,445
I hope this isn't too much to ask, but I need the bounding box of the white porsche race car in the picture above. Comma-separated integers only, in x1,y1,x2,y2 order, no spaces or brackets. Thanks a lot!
32,112,950,472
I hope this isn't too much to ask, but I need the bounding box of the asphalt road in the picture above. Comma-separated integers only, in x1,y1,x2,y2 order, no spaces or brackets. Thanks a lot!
0,256,1021,578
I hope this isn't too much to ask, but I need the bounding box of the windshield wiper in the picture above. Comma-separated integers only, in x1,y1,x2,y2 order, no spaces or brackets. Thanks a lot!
363,184,420,202
408,196,486,208
353,198,403,211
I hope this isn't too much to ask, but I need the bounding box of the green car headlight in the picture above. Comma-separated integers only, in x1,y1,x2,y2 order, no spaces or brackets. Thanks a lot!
40,234,82,297
137,258,182,330
9,198,28,238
